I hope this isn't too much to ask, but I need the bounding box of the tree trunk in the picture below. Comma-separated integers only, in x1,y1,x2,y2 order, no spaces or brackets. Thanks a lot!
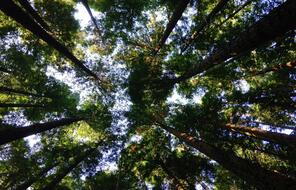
0,86,46,98
0,0,101,81
0,117,83,145
222,124,296,147
80,0,101,34
174,0,296,83
14,162,59,190
181,0,230,53
154,0,190,54
0,103,45,108
16,0,50,31
41,145,99,190
159,124,296,190
252,60,296,76
216,0,254,28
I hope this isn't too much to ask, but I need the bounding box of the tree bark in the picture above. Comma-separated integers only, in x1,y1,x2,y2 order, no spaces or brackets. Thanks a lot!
80,0,101,34
16,0,50,31
216,0,254,28
14,162,59,190
158,124,296,190
41,144,99,190
0,117,83,145
252,60,296,76
0,86,45,98
0,0,101,81
181,0,230,53
0,103,45,108
154,0,191,54
222,124,296,147
174,0,296,83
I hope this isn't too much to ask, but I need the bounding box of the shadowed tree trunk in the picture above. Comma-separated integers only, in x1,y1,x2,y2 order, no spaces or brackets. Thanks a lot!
14,162,59,190
0,117,83,145
252,60,296,76
0,0,101,81
80,0,101,34
41,144,100,190
16,0,50,31
158,124,296,190
222,124,296,147
216,0,254,28
0,103,45,108
173,0,296,84
0,86,46,98
154,0,190,54
181,0,230,53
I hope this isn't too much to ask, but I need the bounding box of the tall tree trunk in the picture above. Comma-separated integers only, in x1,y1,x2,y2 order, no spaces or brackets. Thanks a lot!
158,124,296,190
16,0,50,31
80,0,101,34
14,162,59,190
0,103,45,108
0,0,101,81
174,0,296,83
222,124,296,147
41,144,99,190
0,86,46,98
154,0,191,54
181,0,230,53
216,0,254,28
252,60,296,76
0,117,83,145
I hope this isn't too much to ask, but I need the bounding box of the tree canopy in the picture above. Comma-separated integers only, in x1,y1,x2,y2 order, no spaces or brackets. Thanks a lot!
0,0,296,189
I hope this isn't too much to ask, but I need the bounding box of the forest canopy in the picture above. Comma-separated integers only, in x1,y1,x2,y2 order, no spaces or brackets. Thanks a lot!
0,0,296,189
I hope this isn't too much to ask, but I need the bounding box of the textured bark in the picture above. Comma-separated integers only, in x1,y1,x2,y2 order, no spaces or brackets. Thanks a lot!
80,0,101,34
0,117,82,145
0,0,101,81
154,0,191,54
181,0,230,53
14,163,58,190
41,145,99,190
0,86,45,98
159,124,296,190
16,0,50,31
253,60,296,76
223,124,296,147
216,0,254,28
0,103,45,108
174,0,296,83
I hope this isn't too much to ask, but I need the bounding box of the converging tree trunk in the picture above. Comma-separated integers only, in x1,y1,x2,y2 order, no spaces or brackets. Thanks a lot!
41,144,100,190
0,103,45,108
0,86,46,98
252,60,296,76
0,0,101,81
181,0,230,53
16,0,50,31
222,124,296,147
14,162,59,190
80,0,101,34
0,117,83,145
174,0,296,83
159,124,296,190
154,0,190,54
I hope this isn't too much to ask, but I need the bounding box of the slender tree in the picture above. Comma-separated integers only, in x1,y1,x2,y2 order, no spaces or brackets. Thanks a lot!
0,103,45,108
222,123,296,147
173,0,296,83
0,0,101,81
181,0,231,53
0,117,83,145
0,86,46,98
154,0,191,54
16,0,51,31
158,123,296,190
